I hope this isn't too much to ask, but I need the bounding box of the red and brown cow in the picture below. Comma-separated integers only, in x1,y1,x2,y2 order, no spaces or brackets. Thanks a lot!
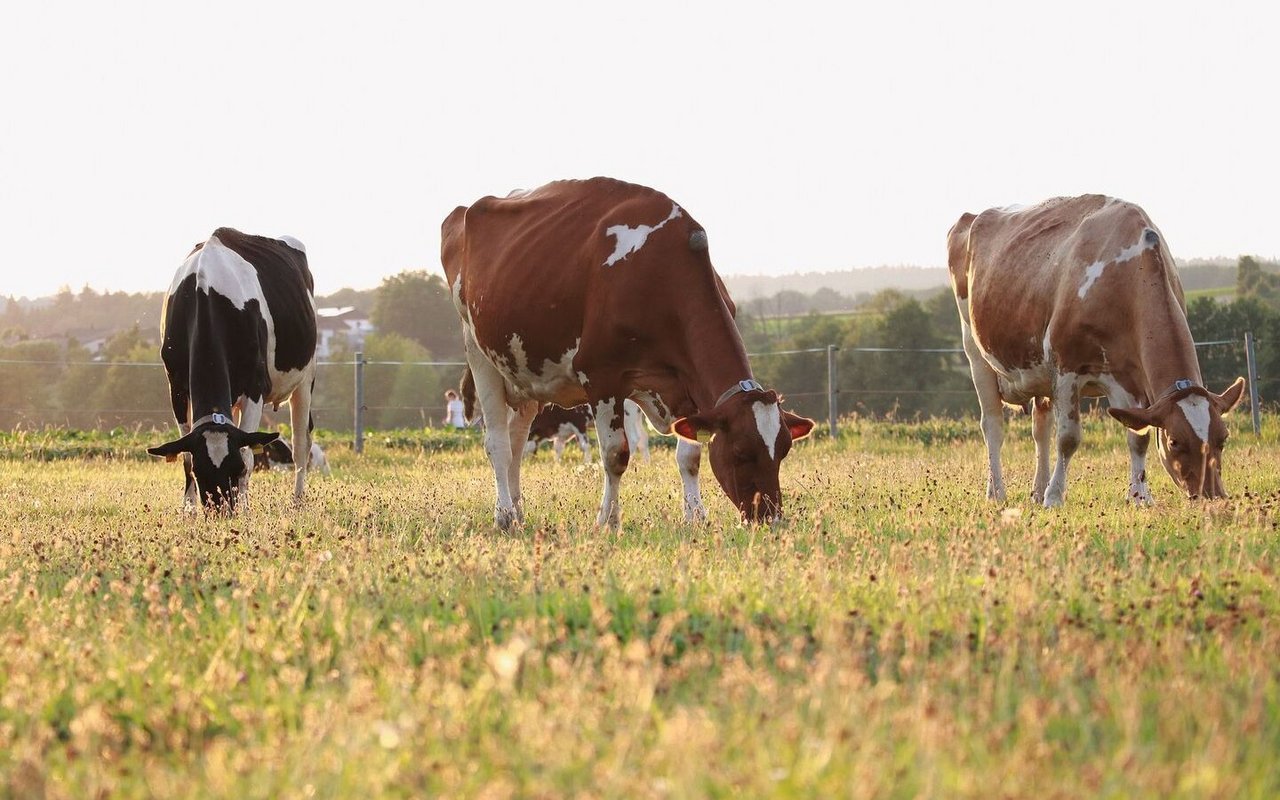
441,177,814,529
948,195,1245,506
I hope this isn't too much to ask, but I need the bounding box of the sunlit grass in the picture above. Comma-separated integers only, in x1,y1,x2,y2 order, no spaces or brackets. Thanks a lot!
1,413,1278,798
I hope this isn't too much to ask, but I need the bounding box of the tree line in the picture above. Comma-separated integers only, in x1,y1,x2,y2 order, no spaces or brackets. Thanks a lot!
0,259,1275,431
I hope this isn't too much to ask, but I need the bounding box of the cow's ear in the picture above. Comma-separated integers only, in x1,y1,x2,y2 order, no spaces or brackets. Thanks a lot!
147,436,193,460
1108,406,1156,433
240,431,281,452
783,411,816,442
673,415,715,444
1213,377,1246,414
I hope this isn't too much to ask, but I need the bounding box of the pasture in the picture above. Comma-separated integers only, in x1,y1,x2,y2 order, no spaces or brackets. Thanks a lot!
2,417,1279,798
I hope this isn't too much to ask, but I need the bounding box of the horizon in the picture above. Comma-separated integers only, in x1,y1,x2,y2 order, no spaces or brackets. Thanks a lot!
6,253,1265,307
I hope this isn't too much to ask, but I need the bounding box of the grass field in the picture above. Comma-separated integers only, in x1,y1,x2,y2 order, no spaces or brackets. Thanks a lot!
2,416,1279,798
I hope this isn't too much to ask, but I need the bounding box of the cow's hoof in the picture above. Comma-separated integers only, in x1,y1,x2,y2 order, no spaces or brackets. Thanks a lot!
495,507,520,531
1129,486,1153,506
1043,493,1065,508
684,505,708,524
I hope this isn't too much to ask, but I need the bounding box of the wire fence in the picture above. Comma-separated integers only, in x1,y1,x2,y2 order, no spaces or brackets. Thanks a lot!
0,336,1263,439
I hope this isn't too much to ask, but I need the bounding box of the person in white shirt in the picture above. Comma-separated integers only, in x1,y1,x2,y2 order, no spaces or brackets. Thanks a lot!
443,389,467,428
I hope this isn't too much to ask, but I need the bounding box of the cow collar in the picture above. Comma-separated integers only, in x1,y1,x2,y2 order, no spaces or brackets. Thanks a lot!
716,379,764,407
1153,378,1201,404
190,412,233,429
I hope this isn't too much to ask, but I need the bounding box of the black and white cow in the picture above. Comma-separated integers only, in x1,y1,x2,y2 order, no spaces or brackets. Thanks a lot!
255,437,332,477
147,228,318,512
525,403,594,464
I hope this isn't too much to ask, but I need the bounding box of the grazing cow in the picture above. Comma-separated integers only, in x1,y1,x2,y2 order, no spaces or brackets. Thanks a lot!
442,177,814,529
148,228,318,511
948,195,1245,506
526,403,593,464
255,438,332,477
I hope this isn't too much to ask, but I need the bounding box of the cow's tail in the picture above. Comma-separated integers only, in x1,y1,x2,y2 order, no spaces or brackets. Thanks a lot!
460,366,477,422
946,212,978,301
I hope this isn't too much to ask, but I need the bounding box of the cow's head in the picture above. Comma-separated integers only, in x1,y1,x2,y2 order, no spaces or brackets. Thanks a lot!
147,416,279,512
1109,378,1246,499
673,387,815,523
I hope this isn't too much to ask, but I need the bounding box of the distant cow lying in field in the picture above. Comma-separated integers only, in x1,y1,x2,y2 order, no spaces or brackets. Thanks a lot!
147,228,318,512
525,404,593,464
254,438,332,477
948,195,1245,506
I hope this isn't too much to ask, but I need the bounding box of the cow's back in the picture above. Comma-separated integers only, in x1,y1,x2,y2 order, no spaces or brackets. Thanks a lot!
443,178,724,404
161,229,316,407
959,195,1172,372
209,228,317,376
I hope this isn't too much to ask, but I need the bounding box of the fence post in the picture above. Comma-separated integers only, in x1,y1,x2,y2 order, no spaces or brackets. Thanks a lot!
826,344,839,439
1245,331,1262,436
354,351,366,454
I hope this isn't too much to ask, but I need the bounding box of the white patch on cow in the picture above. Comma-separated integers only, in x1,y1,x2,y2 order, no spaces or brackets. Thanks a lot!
171,236,263,310
1096,374,1136,407
577,371,590,387
628,390,673,432
508,334,530,375
487,335,582,402
277,235,306,253
603,203,682,267
204,431,230,467
595,397,616,424
1077,230,1158,299
1177,395,1211,443
752,401,782,460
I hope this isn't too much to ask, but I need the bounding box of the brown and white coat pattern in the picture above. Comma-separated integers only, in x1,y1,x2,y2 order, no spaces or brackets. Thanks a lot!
948,195,1244,506
441,178,813,529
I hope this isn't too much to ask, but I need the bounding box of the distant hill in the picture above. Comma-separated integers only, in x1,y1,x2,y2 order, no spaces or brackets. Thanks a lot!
722,267,949,302
723,258,1278,310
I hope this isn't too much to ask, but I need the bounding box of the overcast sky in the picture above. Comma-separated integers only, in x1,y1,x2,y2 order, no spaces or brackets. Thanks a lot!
2,1,1275,299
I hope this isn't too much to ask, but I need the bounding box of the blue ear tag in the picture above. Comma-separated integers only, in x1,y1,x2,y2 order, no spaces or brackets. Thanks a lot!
212,413,229,425
1174,379,1193,391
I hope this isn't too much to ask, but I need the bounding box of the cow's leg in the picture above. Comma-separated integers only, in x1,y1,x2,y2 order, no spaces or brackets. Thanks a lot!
1043,374,1082,508
552,434,565,463
166,386,197,510
288,382,314,504
624,401,651,463
505,399,539,525
1031,397,1053,503
593,397,630,529
676,438,706,522
1104,381,1152,504
961,328,1006,501
237,397,265,510
576,430,592,465
464,342,522,529
1126,431,1153,505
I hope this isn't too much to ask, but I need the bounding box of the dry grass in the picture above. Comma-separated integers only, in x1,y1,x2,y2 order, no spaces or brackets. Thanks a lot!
1,416,1278,798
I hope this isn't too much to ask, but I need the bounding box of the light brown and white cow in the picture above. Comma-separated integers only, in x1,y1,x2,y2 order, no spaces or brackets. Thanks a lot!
948,195,1245,506
441,177,814,529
